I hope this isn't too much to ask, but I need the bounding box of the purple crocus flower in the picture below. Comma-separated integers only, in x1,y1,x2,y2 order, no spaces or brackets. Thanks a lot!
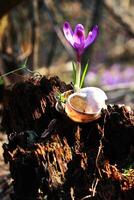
63,21,99,61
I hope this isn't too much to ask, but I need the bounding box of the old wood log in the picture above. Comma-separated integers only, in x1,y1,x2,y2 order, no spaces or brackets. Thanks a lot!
2,76,134,200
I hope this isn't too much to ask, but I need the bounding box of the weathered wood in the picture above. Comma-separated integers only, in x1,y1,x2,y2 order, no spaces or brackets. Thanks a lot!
2,76,134,200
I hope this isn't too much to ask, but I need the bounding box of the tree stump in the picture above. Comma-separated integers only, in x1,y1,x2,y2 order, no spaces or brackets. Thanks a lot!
2,76,134,200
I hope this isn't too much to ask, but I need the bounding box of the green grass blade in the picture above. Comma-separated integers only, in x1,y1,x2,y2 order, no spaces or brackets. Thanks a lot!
72,62,76,85
80,62,89,88
0,77,4,85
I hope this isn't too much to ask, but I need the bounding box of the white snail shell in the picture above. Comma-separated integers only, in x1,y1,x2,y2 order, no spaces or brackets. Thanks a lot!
65,87,107,123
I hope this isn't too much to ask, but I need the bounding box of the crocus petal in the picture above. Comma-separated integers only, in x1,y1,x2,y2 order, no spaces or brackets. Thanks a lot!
63,22,74,46
73,24,85,55
73,24,85,46
73,24,85,38
84,25,99,48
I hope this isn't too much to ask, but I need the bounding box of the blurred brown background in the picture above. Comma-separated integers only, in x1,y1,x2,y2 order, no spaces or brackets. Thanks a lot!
0,0,134,84
0,0,134,110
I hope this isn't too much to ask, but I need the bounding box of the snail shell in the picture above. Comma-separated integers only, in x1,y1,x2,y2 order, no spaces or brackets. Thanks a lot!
65,87,107,123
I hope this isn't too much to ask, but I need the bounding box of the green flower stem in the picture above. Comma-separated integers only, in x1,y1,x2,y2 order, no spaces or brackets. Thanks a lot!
75,61,81,91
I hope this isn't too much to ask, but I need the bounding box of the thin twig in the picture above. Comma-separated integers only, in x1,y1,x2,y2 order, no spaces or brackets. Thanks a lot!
95,140,103,178
0,65,26,78
81,178,99,200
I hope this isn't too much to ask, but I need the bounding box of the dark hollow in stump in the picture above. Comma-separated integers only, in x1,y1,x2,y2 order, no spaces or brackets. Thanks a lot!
2,75,134,200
